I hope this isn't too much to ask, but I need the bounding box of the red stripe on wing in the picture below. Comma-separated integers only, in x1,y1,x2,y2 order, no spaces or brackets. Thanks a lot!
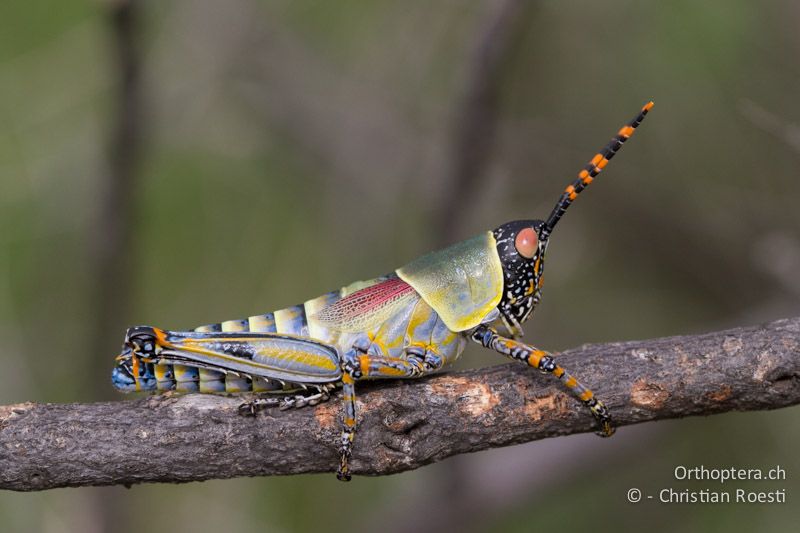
315,277,415,326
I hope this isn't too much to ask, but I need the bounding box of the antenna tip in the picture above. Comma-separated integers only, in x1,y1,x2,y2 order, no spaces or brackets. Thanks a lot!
643,101,655,112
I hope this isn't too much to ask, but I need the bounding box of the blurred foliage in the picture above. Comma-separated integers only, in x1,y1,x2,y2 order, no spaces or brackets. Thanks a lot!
1,0,799,531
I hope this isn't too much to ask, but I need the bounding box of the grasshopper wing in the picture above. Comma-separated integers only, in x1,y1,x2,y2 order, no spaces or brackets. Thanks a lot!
155,330,342,384
311,276,419,333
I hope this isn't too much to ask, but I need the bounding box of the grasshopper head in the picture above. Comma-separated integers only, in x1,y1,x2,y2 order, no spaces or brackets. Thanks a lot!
492,165,606,333
492,219,548,334
491,101,654,335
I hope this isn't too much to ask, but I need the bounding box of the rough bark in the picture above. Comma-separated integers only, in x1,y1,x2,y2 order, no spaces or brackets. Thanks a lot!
1,317,799,491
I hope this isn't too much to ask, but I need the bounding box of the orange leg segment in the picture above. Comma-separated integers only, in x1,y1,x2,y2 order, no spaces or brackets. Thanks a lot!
471,325,614,436
336,348,442,481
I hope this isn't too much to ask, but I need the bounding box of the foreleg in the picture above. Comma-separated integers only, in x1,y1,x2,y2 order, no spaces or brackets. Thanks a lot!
471,325,614,436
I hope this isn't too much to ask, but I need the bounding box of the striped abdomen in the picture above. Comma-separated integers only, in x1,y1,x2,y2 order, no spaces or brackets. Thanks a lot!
148,289,342,393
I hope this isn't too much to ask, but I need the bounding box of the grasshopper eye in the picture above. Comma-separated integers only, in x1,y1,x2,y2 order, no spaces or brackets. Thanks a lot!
514,227,538,259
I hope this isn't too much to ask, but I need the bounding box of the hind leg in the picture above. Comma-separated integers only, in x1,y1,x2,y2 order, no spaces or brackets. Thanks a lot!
238,385,334,416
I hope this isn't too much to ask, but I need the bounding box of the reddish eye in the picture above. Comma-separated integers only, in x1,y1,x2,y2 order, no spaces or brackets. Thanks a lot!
514,227,538,259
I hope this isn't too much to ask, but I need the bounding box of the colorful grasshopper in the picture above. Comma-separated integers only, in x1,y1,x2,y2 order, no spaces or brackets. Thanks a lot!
113,101,653,480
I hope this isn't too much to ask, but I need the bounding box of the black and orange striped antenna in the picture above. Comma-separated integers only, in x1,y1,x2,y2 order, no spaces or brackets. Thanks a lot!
541,101,654,239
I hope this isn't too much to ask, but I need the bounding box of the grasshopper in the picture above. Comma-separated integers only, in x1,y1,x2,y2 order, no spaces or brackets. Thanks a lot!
113,101,653,480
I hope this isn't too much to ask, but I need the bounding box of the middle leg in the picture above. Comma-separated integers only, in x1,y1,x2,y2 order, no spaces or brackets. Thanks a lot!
336,347,442,481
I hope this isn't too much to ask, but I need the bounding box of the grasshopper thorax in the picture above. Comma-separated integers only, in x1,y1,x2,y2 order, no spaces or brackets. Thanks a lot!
492,220,548,335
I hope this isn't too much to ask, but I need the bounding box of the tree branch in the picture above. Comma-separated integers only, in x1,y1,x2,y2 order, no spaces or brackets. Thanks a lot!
1,317,799,491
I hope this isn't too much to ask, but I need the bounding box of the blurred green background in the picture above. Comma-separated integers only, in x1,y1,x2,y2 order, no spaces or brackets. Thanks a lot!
1,0,799,531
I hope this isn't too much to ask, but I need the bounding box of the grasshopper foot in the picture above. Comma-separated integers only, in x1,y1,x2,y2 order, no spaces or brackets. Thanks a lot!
589,398,615,437
596,418,615,437
337,426,355,482
237,397,281,416
336,450,353,481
